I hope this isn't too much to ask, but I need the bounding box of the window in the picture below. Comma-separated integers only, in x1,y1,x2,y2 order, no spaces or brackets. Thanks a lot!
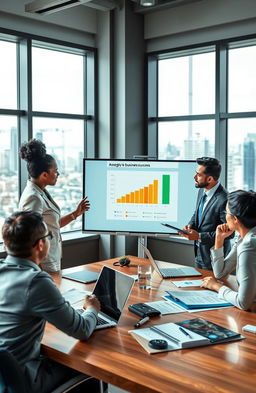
151,49,215,160
33,117,84,231
227,44,256,192
148,38,256,191
0,39,19,242
32,46,84,114
0,116,18,237
0,33,96,242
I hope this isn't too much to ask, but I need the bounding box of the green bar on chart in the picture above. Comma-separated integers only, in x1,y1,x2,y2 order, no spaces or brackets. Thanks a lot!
162,175,170,204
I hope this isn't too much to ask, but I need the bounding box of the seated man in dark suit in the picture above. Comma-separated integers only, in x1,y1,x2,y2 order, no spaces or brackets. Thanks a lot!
0,210,102,393
180,157,232,270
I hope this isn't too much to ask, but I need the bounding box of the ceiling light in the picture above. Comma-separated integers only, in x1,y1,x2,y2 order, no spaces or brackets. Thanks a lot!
140,0,156,6
25,0,91,15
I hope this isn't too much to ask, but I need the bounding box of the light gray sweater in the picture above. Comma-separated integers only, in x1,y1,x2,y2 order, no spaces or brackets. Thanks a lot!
211,226,256,310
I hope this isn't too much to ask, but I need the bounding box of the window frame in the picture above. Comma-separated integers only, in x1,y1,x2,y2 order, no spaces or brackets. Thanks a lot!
147,33,256,187
0,28,97,238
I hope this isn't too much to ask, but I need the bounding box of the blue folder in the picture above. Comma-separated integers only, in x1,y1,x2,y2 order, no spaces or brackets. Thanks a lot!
165,291,233,310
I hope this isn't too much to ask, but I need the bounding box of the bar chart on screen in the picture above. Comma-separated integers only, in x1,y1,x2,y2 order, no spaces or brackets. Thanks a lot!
106,170,178,221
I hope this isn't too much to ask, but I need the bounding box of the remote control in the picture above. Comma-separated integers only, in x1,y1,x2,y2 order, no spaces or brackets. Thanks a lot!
242,324,256,333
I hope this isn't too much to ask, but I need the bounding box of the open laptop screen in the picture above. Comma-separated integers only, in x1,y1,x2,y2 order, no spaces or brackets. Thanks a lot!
92,266,134,322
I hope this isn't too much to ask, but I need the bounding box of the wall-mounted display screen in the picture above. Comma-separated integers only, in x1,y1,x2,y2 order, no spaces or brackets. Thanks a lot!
82,159,197,236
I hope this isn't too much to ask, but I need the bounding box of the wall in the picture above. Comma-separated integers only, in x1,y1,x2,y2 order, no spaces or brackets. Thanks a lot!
62,236,100,268
0,0,96,46
148,237,194,266
145,0,256,51
0,235,100,268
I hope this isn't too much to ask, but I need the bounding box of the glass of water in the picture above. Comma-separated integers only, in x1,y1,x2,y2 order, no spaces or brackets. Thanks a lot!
138,265,152,289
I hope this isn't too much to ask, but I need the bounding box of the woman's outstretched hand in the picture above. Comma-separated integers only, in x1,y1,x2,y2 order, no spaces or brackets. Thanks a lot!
74,196,90,218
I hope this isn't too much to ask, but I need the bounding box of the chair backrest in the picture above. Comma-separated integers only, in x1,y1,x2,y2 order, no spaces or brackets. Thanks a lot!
0,350,28,393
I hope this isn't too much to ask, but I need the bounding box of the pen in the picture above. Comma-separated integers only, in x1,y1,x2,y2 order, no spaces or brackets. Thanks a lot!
179,327,192,338
134,316,150,328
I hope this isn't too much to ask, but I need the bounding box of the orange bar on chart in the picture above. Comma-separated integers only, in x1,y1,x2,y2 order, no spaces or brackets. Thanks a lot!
153,180,158,204
126,194,130,203
121,196,126,203
144,187,149,203
116,198,121,203
135,190,139,203
131,192,135,203
149,184,153,203
139,188,144,203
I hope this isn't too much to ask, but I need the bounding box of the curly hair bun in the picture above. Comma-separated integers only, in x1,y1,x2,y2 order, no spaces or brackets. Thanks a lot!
20,139,47,162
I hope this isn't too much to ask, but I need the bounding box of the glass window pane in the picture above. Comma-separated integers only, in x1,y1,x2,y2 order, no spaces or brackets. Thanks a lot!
158,120,215,160
227,118,256,192
33,118,84,232
0,40,17,109
32,47,84,114
229,46,256,113
0,116,18,242
158,52,215,116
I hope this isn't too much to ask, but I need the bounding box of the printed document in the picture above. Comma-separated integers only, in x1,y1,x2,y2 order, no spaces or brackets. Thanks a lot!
145,300,185,315
171,280,203,288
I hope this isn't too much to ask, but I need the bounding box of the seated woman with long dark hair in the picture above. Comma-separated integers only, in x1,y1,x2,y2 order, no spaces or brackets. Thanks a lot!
201,190,256,310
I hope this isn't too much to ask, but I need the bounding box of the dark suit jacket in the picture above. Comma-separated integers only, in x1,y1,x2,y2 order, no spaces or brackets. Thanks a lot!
188,184,232,269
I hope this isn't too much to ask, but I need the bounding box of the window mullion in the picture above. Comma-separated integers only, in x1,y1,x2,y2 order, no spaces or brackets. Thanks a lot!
18,38,32,196
215,43,228,187
147,55,158,158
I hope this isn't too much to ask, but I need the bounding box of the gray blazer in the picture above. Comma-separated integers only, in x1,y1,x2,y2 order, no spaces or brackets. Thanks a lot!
188,184,232,269
19,180,62,272
0,256,97,386
211,227,256,310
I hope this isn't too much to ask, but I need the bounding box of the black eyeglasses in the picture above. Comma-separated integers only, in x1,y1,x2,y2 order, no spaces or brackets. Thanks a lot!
32,231,53,247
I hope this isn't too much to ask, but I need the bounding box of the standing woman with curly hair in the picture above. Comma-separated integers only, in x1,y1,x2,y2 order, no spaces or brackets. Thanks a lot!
19,139,90,272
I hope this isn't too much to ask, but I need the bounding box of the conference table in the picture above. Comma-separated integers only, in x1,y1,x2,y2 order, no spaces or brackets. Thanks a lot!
43,256,256,393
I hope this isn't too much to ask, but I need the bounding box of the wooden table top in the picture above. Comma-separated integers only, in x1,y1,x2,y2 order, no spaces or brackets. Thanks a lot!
42,256,256,393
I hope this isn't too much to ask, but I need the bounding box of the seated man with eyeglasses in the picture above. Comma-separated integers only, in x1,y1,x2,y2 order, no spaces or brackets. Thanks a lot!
0,211,103,393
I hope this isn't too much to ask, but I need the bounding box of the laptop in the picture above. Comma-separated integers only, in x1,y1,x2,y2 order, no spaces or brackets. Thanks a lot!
142,245,202,278
62,270,99,284
79,266,135,330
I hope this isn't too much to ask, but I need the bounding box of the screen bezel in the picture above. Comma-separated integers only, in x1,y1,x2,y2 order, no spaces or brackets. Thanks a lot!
82,158,197,236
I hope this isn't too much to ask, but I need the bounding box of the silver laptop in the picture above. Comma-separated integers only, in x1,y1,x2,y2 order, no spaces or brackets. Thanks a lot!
89,266,134,330
142,245,201,278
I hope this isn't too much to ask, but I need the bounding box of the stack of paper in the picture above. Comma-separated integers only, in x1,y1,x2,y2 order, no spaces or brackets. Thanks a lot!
164,290,233,310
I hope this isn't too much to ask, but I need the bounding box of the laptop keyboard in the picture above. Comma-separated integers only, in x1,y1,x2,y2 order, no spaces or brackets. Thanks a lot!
96,316,108,326
76,309,107,326
161,268,176,277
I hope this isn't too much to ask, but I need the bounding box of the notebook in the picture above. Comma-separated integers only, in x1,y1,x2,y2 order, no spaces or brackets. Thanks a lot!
129,317,243,354
62,270,99,284
142,245,201,278
86,266,134,330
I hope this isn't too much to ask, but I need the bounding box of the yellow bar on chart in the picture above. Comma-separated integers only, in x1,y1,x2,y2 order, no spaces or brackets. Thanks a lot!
153,180,158,204
139,188,144,203
149,184,153,203
144,187,149,203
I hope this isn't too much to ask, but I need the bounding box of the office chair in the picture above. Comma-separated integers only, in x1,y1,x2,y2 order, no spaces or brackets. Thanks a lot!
0,350,105,393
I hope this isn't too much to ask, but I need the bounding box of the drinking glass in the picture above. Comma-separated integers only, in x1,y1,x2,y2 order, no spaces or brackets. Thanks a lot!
138,265,152,289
